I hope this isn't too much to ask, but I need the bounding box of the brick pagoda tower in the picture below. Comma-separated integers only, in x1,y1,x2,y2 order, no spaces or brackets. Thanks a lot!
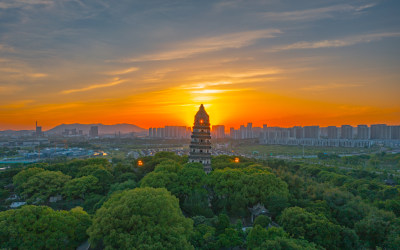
189,104,212,173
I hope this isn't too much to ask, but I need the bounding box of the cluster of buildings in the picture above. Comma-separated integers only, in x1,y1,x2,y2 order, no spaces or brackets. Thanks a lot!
62,128,84,136
259,124,400,147
22,147,95,159
0,147,96,164
148,126,192,139
259,124,400,140
229,123,263,139
147,121,400,148
41,125,99,138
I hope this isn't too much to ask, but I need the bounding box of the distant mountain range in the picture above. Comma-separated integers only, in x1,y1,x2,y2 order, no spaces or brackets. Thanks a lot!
47,123,146,135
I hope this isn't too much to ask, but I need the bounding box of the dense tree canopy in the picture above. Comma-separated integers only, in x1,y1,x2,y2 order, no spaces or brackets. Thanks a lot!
0,205,91,249
208,167,289,216
1,151,399,249
13,167,44,190
63,175,99,200
140,160,211,216
88,187,193,249
20,170,71,203
279,206,343,249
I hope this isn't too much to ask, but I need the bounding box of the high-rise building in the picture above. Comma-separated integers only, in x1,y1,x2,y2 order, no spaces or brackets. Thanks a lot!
371,124,391,139
89,126,99,138
229,127,237,139
247,123,253,138
294,126,304,139
304,126,320,139
212,125,225,139
357,125,369,139
327,126,338,139
390,126,400,140
189,104,212,174
35,121,42,137
262,124,268,131
341,125,353,139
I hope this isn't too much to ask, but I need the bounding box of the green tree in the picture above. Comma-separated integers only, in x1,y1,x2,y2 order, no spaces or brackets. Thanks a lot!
88,187,193,249
190,223,217,249
208,168,289,216
279,207,342,249
261,237,319,250
246,225,268,249
217,228,242,249
63,175,99,200
20,170,71,203
254,215,271,228
0,205,91,249
355,210,395,248
340,227,360,249
140,160,210,216
107,179,136,195
215,213,231,235
13,167,44,190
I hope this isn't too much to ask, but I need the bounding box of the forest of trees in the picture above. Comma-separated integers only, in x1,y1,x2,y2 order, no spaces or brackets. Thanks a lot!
0,152,399,249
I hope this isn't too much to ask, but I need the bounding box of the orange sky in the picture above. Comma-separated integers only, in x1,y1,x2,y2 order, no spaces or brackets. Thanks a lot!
1,1,400,130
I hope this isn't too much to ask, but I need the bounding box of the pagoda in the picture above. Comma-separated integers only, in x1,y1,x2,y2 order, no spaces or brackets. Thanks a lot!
189,104,212,173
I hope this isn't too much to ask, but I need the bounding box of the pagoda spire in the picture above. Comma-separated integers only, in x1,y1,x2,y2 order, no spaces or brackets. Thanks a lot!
188,104,212,173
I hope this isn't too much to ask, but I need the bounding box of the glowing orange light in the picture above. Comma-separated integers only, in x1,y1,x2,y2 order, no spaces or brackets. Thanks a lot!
234,157,240,163
200,119,204,124
138,160,143,166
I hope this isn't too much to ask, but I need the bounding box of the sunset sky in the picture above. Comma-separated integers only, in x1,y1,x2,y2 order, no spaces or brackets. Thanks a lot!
1,0,399,130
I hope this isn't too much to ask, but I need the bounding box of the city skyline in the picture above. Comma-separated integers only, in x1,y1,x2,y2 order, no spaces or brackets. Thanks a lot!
1,0,400,130
2,119,400,132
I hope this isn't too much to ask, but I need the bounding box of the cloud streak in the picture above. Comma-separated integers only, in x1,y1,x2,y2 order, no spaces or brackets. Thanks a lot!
61,78,125,94
0,0,52,9
118,29,281,62
262,3,376,21
301,83,364,91
105,67,139,76
0,85,23,95
270,32,400,52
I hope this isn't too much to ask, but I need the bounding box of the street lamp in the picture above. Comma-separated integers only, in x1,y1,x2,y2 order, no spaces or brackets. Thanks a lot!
137,160,143,166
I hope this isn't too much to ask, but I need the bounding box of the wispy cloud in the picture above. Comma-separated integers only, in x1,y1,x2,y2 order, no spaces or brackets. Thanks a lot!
191,89,234,94
118,29,281,62
28,73,48,78
355,3,376,12
262,3,376,21
0,99,34,109
0,85,23,95
270,32,400,52
105,67,139,76
0,0,53,9
301,83,364,91
181,81,233,90
61,78,125,94
0,67,48,79
187,68,282,82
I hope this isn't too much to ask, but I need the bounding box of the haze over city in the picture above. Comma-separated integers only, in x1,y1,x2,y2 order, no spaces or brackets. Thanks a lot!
1,0,400,130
